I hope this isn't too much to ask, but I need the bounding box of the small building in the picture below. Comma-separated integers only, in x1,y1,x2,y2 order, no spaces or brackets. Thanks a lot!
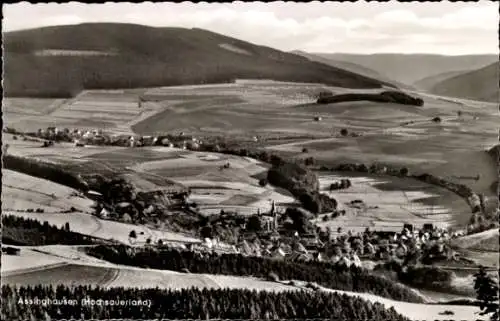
350,254,362,267
403,223,414,233
122,213,132,223
395,243,408,258
337,256,352,267
313,252,324,262
99,208,110,219
423,223,434,232
86,190,103,201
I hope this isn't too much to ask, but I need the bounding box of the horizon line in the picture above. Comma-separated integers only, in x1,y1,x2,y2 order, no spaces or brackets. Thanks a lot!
4,22,498,57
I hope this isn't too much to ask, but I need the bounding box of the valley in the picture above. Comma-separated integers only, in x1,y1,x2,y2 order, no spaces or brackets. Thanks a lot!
1,14,498,321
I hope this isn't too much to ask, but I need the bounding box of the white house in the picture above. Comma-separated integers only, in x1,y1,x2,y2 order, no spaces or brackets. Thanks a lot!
272,247,286,259
100,208,110,219
395,243,408,257
350,254,362,267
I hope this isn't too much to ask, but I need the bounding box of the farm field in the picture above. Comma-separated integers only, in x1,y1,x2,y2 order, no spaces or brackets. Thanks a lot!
320,286,487,321
450,228,500,267
314,173,470,234
451,228,500,250
132,150,296,216
1,169,95,213
3,133,125,164
4,81,497,198
4,211,200,245
3,90,156,134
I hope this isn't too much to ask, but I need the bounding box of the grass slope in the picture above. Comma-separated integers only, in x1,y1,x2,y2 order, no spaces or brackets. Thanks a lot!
430,62,499,102
4,23,393,97
314,53,497,85
413,69,471,91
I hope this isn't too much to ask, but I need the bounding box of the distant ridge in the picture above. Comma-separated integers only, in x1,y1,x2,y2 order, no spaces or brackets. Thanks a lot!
312,53,498,85
413,70,471,91
292,50,410,89
3,23,394,98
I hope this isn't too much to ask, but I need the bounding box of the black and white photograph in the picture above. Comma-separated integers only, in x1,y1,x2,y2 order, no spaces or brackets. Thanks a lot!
1,1,499,320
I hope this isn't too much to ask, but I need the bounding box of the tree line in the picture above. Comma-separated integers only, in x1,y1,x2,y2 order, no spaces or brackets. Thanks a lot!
3,154,88,191
85,244,424,303
316,90,424,106
2,215,96,246
267,158,337,214
1,284,410,320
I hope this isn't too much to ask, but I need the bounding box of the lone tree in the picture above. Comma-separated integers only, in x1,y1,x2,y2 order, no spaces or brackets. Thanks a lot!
340,128,349,137
129,230,137,239
474,266,499,321
304,157,315,166
247,215,263,232
432,116,442,123
259,178,268,187
399,167,410,177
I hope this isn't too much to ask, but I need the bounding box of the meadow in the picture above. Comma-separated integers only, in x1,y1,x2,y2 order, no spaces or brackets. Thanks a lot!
2,169,95,213
313,173,469,235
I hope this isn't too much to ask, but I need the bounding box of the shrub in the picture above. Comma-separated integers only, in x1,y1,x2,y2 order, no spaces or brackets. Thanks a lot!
340,128,349,136
399,167,410,176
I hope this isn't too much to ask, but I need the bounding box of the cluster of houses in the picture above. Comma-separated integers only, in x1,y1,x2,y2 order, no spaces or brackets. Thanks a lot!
145,216,463,269
30,126,205,150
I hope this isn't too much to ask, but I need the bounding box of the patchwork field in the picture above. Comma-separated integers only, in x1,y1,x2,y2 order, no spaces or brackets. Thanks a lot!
3,90,157,134
314,173,471,234
5,81,497,195
132,150,296,216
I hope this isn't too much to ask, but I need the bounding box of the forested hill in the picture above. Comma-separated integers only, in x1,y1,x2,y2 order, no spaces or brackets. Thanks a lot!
430,62,499,103
3,23,393,98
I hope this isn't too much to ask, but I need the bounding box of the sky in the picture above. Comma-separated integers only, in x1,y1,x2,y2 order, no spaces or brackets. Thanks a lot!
3,1,498,55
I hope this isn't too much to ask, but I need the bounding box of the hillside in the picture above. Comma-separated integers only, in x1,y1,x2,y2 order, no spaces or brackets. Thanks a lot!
293,50,411,89
313,53,497,85
413,70,471,91
430,62,499,103
3,23,393,98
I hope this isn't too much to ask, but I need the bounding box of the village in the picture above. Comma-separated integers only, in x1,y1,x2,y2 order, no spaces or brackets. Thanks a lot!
3,125,480,272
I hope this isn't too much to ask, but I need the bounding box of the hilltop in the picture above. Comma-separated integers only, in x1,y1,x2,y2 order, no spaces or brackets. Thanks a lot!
312,53,497,85
3,23,393,98
430,62,499,103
